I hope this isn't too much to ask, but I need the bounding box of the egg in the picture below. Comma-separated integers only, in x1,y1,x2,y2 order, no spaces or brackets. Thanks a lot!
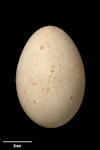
16,25,85,128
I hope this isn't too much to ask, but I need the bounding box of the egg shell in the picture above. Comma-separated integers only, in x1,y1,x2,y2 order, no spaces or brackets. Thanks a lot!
16,26,85,128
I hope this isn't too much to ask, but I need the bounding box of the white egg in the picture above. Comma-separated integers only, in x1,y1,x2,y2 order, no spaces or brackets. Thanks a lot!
16,25,85,128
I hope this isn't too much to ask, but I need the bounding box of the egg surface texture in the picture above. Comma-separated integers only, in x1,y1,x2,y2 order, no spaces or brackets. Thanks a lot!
16,26,85,128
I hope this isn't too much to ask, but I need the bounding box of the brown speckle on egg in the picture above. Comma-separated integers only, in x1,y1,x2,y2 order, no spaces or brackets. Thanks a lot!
32,83,37,86
47,43,51,47
49,74,52,77
42,88,44,91
40,45,43,50
24,90,26,94
64,37,67,41
70,96,73,100
57,80,60,83
33,99,36,104
48,26,56,31
47,87,49,92
51,69,54,73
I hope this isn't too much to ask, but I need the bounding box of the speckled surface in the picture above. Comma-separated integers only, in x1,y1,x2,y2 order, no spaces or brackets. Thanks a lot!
16,26,85,128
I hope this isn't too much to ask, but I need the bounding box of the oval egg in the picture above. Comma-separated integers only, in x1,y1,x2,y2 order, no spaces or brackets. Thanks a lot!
16,25,85,128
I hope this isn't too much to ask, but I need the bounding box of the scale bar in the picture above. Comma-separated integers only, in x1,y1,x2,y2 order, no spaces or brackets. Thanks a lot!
3,141,32,143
